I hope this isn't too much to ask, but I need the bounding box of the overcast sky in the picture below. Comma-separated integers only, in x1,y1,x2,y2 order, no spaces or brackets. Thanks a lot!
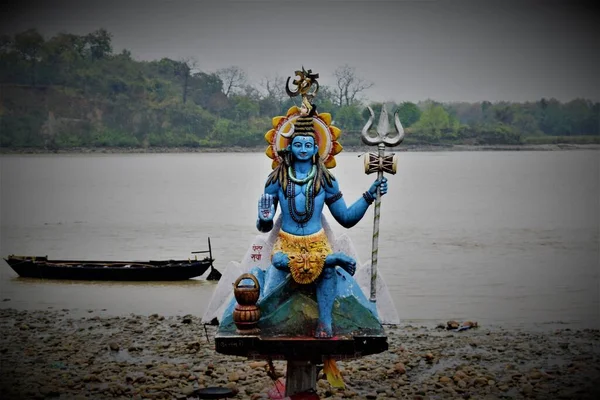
3,0,599,103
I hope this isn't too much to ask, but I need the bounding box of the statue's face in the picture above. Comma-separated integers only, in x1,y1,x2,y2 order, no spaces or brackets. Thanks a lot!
290,136,318,161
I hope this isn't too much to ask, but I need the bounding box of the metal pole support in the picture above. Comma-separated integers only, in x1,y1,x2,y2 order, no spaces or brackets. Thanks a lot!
285,360,317,396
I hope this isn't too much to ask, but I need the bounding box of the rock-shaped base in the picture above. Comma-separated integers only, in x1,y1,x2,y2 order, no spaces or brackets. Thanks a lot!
218,269,385,338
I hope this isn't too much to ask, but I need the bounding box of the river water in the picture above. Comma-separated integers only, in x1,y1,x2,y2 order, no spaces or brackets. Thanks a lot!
0,151,598,330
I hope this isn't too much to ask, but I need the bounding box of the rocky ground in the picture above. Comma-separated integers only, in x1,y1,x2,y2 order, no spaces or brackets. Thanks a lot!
1,308,599,399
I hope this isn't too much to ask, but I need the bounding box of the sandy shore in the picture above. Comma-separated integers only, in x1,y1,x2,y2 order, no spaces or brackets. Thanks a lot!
1,309,599,399
0,144,599,155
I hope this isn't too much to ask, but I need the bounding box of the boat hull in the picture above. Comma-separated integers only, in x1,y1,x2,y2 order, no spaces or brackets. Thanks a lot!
4,256,221,281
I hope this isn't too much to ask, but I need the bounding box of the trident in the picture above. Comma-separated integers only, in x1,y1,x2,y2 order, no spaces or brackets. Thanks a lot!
361,106,404,302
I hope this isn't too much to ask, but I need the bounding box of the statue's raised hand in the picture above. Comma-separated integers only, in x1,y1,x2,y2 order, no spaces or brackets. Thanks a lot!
258,194,275,222
368,176,388,197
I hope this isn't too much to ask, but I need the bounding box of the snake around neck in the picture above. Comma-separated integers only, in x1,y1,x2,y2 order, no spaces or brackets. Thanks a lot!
287,165,317,224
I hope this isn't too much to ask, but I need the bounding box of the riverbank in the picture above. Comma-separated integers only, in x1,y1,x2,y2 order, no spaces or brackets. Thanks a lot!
1,309,598,399
1,143,599,154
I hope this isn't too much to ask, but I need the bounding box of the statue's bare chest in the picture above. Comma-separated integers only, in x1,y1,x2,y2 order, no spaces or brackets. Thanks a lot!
279,181,324,211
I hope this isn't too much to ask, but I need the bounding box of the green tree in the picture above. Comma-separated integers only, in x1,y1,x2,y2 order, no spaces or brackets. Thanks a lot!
2,28,597,151
190,72,224,110
86,29,112,60
335,105,363,131
39,33,86,85
13,28,44,85
564,98,599,135
314,85,339,117
512,112,542,136
396,102,421,127
445,102,484,125
362,102,383,122
537,98,570,136
411,104,459,140
231,95,260,121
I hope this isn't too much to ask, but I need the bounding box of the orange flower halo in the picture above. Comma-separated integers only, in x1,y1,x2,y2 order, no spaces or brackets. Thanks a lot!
264,105,343,169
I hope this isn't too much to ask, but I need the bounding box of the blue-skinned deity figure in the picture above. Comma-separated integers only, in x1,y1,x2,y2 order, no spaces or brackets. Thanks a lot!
203,96,399,339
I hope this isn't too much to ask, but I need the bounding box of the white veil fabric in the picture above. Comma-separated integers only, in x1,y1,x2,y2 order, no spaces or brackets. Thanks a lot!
201,215,399,325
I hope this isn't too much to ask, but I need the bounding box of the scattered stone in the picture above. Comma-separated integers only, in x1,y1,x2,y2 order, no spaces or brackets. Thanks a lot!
522,383,534,396
394,362,407,374
447,320,460,329
474,377,488,386
249,361,267,369
181,385,195,397
462,321,478,328
0,308,598,400
529,370,543,380
454,370,468,382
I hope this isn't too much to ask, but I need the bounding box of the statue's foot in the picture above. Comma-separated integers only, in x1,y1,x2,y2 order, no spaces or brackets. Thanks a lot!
325,252,356,276
315,321,333,338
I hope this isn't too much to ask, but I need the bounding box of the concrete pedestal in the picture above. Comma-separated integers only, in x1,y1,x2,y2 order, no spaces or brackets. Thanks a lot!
215,333,387,362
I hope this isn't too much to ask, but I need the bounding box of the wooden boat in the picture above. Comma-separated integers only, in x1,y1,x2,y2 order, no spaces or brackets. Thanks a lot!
4,239,221,281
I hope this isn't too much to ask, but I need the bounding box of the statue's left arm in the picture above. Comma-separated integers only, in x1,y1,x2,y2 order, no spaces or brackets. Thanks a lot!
325,177,388,228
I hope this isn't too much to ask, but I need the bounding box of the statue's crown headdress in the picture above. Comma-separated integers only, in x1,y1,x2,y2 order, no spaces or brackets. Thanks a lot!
265,67,343,169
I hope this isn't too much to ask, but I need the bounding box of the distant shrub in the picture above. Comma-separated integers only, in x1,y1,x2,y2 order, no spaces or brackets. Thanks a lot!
0,115,45,147
92,129,139,147
523,135,600,145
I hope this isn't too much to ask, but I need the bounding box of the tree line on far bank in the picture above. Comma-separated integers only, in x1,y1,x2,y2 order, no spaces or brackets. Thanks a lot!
1,28,598,150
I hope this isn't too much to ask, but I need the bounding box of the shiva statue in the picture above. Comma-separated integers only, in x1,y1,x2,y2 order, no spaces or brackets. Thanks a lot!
256,94,387,338
206,68,402,396
203,67,399,341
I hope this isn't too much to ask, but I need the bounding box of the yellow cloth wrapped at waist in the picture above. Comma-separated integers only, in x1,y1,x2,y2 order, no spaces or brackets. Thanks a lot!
271,229,332,284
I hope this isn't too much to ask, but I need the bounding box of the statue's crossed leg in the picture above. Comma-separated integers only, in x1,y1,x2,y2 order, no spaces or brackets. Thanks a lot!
260,251,357,338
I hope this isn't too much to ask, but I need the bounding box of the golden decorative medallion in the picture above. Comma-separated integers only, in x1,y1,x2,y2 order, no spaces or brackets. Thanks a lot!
271,230,332,284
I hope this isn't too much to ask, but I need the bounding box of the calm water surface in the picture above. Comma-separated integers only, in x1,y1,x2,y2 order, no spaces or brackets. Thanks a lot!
1,151,598,330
